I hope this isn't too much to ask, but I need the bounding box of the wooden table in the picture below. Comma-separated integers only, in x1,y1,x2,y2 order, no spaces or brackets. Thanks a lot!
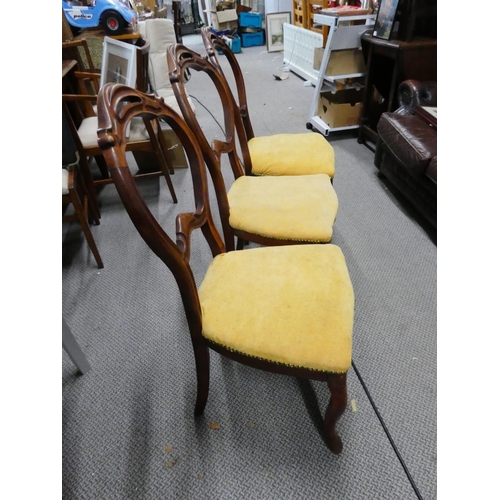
73,28,141,42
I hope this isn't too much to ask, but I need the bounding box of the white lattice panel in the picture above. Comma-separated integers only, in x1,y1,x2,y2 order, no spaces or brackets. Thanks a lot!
283,23,323,85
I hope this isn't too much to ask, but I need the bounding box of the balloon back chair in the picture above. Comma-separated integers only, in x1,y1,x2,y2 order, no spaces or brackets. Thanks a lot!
97,83,355,454
167,44,338,252
200,27,335,179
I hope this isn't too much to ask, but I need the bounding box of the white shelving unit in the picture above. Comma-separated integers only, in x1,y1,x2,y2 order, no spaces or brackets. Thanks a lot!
307,12,375,136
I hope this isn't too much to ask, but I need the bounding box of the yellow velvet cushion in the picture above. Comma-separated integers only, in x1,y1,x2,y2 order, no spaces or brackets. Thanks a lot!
248,133,335,178
198,244,354,373
227,174,338,243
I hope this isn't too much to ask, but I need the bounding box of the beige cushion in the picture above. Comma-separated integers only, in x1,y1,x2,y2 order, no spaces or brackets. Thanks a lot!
62,169,69,195
248,133,335,177
138,19,195,114
227,174,338,243
78,116,150,147
199,244,354,373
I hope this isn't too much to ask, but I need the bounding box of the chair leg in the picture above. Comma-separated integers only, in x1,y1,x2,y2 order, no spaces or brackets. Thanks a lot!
324,373,347,454
144,118,178,203
78,154,101,221
76,164,100,224
193,343,210,416
69,187,104,269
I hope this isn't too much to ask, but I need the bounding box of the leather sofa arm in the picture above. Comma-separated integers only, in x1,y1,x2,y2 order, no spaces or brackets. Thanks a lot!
395,80,437,115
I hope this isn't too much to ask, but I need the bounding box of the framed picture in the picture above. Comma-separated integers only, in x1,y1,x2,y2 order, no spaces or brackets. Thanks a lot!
372,0,400,40
100,36,137,89
266,12,291,53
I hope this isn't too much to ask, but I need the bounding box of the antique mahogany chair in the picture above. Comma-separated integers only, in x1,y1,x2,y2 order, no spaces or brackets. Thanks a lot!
200,27,335,179
96,83,355,454
62,37,178,203
167,44,338,251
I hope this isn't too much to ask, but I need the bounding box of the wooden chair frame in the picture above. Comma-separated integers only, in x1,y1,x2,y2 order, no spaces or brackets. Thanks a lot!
96,83,348,454
62,38,178,203
293,0,309,29
201,28,335,184
63,155,104,269
201,27,256,144
167,44,335,251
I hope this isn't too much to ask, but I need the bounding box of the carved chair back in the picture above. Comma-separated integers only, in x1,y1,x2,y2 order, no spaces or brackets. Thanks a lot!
97,82,225,335
167,44,253,250
200,27,255,141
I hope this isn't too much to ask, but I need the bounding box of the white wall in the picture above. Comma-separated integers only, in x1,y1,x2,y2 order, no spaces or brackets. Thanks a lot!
265,0,292,14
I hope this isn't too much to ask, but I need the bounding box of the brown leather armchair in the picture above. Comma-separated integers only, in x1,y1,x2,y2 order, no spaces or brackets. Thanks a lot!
374,80,437,231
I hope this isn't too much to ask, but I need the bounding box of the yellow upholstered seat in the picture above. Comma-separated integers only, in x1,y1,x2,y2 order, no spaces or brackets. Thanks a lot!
199,244,354,373
248,133,335,178
227,173,338,243
98,83,354,454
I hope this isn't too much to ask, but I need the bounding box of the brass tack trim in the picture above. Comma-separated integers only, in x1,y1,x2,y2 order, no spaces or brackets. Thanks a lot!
205,338,350,374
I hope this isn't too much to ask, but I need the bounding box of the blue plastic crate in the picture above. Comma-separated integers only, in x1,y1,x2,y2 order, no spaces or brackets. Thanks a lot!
240,31,264,47
238,12,263,28
217,35,241,54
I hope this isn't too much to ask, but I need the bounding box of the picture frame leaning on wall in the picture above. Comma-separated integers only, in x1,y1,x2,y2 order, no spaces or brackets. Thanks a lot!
266,12,291,53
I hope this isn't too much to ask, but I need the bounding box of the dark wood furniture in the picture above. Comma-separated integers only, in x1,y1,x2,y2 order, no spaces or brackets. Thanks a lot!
374,80,437,233
62,38,177,203
201,28,335,178
63,109,103,269
63,59,101,220
96,83,354,454
167,44,338,252
357,33,437,147
172,0,183,43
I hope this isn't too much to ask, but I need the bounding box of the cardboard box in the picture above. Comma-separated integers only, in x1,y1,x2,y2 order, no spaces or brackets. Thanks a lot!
318,90,363,128
162,128,188,169
211,9,239,30
313,48,366,76
132,128,188,172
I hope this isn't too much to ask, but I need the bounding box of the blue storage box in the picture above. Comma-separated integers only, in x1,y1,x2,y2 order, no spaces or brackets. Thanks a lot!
240,31,264,47
238,12,263,28
218,35,241,54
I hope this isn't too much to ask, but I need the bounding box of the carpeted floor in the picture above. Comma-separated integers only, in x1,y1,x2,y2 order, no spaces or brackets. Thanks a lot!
62,35,436,500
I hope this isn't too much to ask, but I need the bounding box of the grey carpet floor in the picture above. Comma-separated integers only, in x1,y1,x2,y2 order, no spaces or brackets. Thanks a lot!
62,35,437,500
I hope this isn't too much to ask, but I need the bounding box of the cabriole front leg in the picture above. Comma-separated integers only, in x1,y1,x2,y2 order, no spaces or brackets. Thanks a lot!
324,372,347,454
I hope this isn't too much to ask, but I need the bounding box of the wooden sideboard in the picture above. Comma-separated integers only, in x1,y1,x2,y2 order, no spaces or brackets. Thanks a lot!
357,33,437,147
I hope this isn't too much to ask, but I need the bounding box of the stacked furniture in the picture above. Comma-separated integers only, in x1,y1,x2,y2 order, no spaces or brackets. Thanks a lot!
374,79,437,230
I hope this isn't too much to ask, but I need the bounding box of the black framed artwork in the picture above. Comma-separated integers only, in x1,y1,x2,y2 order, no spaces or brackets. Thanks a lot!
372,0,400,40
